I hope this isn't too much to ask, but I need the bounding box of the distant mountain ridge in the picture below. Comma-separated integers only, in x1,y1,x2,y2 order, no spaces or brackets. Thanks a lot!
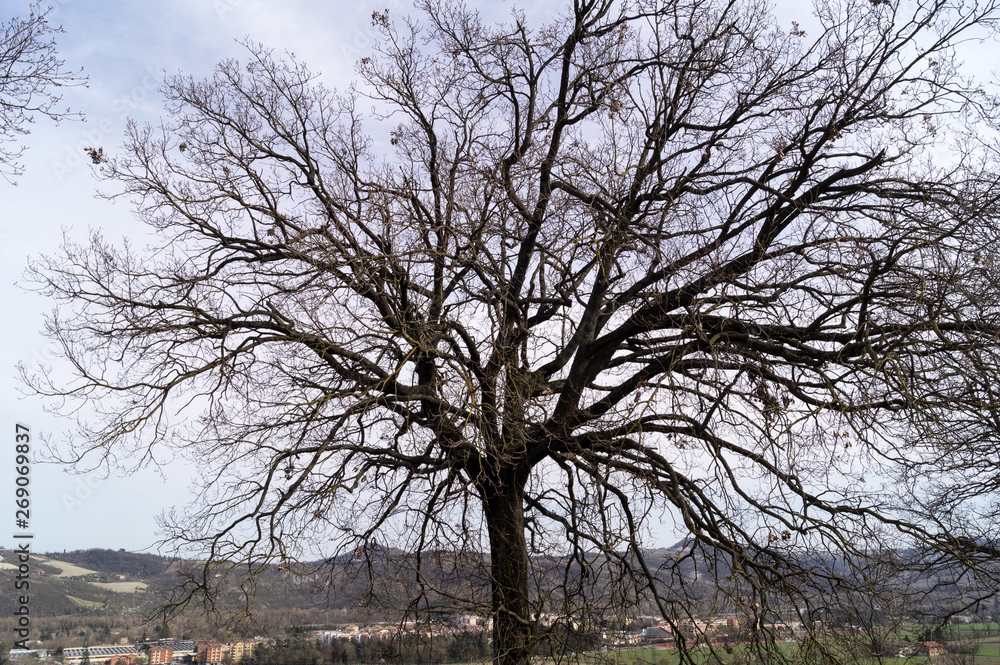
0,545,708,619
0,544,967,623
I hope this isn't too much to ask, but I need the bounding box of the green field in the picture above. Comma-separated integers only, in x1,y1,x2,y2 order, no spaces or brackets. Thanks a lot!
571,630,1000,665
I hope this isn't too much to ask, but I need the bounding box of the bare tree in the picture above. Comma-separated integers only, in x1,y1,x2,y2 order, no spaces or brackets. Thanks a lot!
0,2,84,182
23,0,1000,664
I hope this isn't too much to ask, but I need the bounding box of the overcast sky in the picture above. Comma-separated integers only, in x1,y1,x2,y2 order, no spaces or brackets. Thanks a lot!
1,0,991,556
0,0,561,554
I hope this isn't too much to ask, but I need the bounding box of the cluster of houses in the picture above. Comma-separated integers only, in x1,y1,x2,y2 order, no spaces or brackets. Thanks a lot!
316,613,801,648
9,617,961,663
600,615,789,647
897,641,949,658
15,639,272,665
316,614,491,644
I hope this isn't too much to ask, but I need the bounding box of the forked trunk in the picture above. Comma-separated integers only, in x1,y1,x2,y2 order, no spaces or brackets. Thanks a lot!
483,475,533,665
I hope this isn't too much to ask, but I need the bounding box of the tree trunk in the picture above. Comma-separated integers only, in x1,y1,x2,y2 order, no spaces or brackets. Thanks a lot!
483,473,533,665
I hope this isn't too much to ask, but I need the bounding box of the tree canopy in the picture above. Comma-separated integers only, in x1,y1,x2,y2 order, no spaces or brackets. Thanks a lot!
24,0,1000,663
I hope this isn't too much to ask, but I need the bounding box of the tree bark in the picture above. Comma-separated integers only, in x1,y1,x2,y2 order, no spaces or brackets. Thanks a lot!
483,472,532,665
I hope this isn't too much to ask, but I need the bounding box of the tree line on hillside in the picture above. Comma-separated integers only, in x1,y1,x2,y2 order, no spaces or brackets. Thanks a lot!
52,550,180,580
